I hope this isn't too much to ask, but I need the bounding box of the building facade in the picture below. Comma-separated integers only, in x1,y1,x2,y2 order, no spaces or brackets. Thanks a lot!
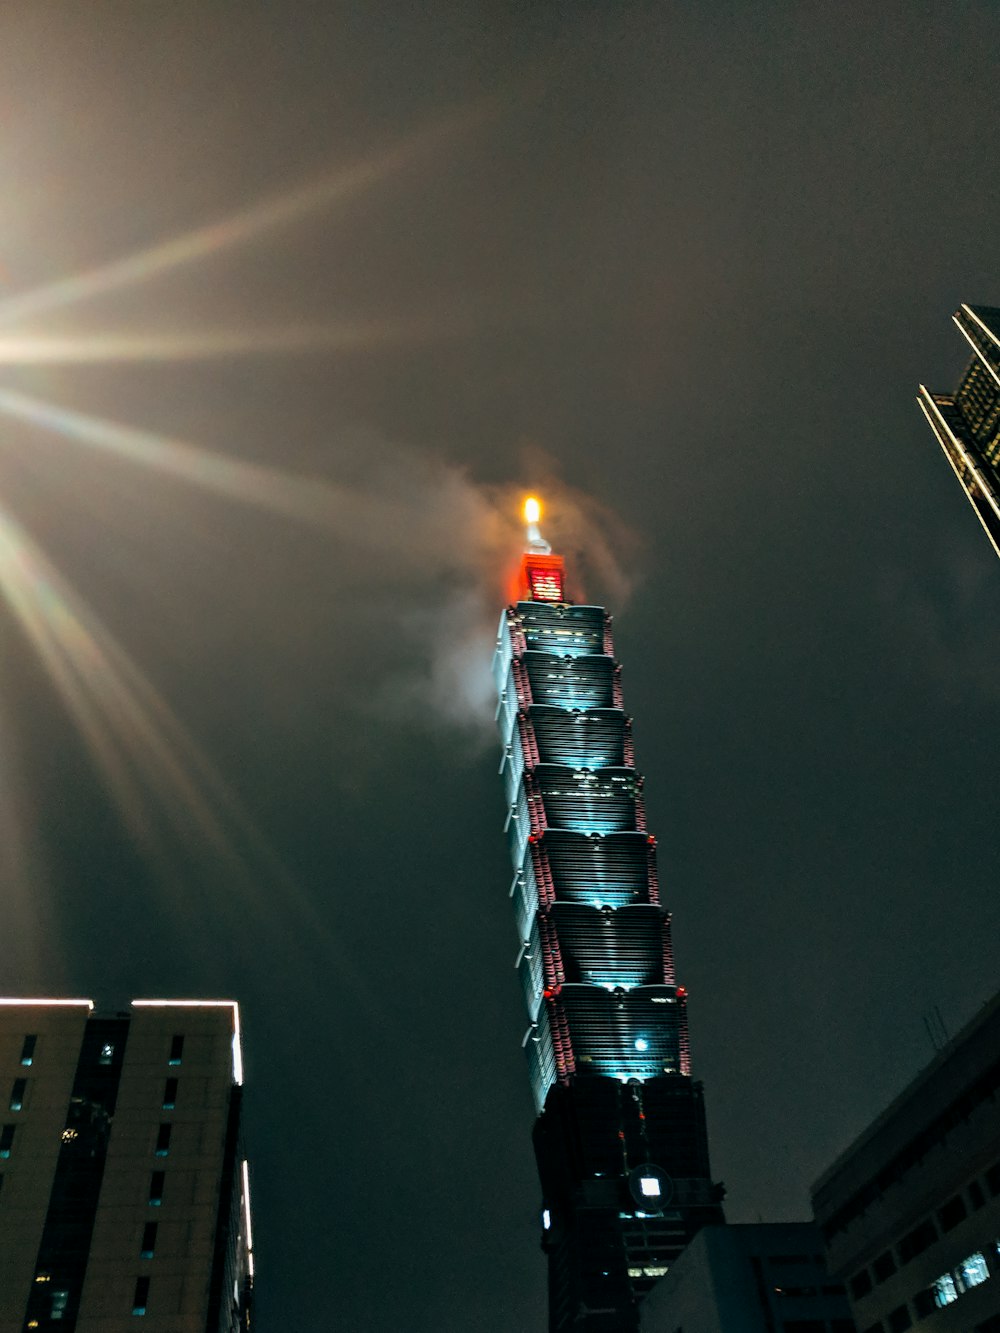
0,998,252,1332
494,506,723,1333
918,303,1000,557
639,1222,855,1333
812,991,1000,1333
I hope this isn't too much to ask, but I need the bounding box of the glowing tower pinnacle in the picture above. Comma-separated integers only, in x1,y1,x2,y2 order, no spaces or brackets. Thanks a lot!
494,498,723,1332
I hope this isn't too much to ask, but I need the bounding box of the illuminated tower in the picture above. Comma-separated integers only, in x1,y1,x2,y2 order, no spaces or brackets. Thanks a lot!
0,998,253,1332
494,501,723,1333
918,304,1000,557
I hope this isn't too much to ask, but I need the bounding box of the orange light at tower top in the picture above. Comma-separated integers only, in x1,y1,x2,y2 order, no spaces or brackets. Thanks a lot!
518,492,565,602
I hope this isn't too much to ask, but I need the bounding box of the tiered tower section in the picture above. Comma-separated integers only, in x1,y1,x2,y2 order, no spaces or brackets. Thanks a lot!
918,303,1000,558
494,509,723,1333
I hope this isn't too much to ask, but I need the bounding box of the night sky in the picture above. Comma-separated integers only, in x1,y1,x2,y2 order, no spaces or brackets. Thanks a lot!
1,5,999,1330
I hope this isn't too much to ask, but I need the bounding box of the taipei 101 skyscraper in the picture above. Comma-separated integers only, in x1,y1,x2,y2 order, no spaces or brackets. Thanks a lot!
494,500,723,1332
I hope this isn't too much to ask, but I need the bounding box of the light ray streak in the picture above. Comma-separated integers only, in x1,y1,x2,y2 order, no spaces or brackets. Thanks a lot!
0,319,447,364
0,497,308,906
0,101,489,327
0,386,337,521
0,487,372,995
0,388,481,566
0,496,233,852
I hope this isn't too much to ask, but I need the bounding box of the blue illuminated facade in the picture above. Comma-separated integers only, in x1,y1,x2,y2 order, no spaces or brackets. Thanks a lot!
495,537,723,1333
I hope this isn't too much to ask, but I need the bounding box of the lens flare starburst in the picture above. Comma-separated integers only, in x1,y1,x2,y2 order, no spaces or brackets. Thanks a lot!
0,106,491,972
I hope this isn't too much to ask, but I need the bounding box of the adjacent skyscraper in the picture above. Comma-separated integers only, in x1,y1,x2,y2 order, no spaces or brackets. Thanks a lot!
0,998,253,1331
494,502,722,1333
918,304,1000,557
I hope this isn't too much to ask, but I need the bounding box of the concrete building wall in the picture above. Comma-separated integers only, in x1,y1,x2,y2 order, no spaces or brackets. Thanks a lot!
0,1001,93,1333
813,991,1000,1333
0,1000,250,1332
76,1005,239,1330
641,1222,855,1333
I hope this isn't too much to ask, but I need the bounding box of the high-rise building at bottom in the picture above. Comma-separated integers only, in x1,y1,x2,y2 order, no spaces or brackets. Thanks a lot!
495,502,723,1331
0,998,253,1332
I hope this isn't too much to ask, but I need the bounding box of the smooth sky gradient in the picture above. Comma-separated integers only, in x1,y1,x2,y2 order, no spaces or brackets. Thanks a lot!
0,5,998,1330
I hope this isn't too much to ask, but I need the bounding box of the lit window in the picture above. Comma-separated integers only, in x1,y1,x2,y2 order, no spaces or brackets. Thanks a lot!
162,1078,178,1110
50,1290,69,1321
20,1035,36,1066
168,1035,184,1066
956,1251,990,1292
132,1275,149,1316
61,1128,78,1143
9,1078,26,1112
542,1209,551,1231
148,1171,165,1206
639,1177,661,1198
0,1124,15,1158
932,1273,958,1306
140,1221,157,1259
154,1124,171,1157
99,1043,114,1066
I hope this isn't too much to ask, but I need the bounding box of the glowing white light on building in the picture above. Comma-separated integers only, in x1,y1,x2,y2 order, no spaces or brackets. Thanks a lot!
132,1000,243,1085
242,1158,255,1279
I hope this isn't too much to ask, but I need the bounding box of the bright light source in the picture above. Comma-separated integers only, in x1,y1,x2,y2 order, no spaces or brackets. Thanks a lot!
132,1000,243,1085
524,496,541,525
242,1159,255,1278
634,1038,649,1052
542,1209,551,1230
640,1177,661,1198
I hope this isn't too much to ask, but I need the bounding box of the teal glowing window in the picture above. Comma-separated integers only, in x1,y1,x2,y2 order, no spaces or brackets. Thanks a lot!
20,1035,36,1066
9,1079,26,1112
932,1273,957,1306
154,1124,171,1157
168,1034,183,1066
162,1078,177,1110
132,1275,149,1315
956,1251,989,1292
51,1289,69,1320
0,1125,14,1158
148,1171,164,1206
140,1221,157,1259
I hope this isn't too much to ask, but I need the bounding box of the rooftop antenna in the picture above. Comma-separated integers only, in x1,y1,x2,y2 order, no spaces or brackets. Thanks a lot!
523,496,551,553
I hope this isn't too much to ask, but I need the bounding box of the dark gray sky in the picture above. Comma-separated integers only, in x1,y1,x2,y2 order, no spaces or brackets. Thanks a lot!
1,4,999,1329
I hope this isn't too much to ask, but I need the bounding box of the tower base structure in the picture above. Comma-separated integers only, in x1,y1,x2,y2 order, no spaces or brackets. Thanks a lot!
495,532,722,1332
